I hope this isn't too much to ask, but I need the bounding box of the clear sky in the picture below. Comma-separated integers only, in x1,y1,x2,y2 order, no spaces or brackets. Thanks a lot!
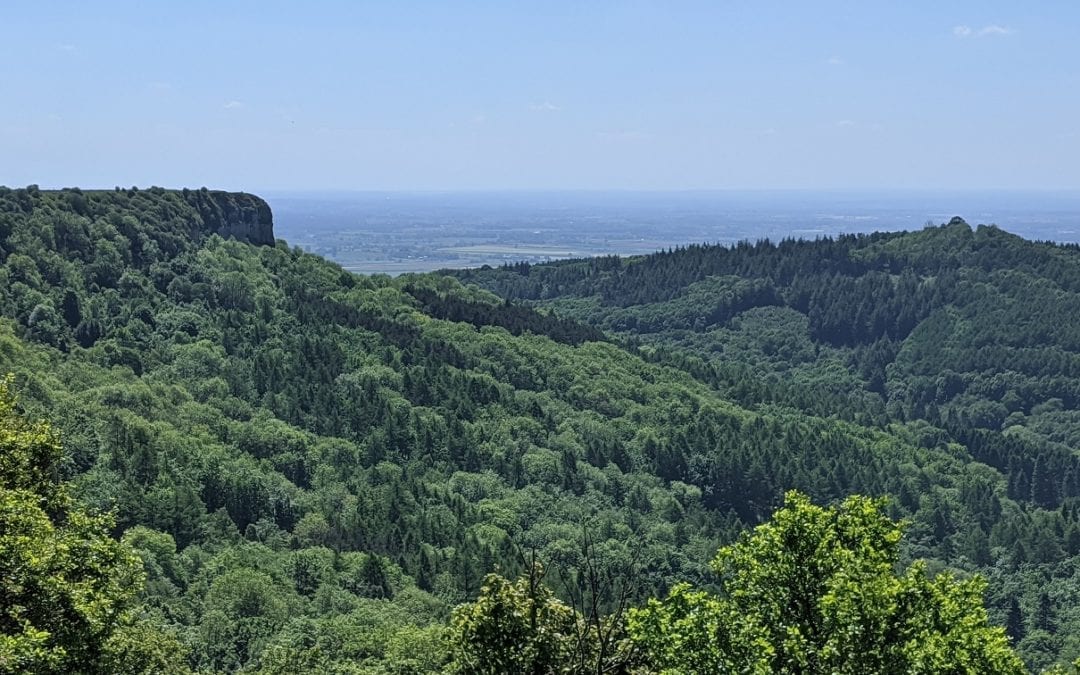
2,1,1078,191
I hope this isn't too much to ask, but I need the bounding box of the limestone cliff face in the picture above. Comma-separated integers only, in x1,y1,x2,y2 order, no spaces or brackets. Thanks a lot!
182,189,275,245
19,186,276,247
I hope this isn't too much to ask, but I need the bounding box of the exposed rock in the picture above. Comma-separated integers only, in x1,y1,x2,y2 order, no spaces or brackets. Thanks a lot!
182,188,275,245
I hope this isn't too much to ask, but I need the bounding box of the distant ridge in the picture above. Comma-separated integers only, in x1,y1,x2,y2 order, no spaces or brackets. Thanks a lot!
0,185,275,246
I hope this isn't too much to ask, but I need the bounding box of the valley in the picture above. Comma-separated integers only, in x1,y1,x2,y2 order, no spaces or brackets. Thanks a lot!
1,187,1078,671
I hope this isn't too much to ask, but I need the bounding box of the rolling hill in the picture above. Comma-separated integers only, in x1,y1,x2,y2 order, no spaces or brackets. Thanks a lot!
1,188,1075,671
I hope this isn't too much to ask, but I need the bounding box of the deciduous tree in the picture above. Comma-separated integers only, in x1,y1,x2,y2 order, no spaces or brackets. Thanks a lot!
628,491,1025,674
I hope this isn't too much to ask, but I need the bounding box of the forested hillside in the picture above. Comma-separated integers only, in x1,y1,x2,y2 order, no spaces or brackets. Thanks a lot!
455,218,1080,669
0,187,1074,671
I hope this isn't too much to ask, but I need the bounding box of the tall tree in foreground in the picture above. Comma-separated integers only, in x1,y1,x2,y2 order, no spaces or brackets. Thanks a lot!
628,491,1025,674
0,376,184,674
447,567,580,675
447,558,639,675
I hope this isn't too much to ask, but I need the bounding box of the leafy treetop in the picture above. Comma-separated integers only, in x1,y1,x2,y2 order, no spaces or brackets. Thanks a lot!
628,491,1026,674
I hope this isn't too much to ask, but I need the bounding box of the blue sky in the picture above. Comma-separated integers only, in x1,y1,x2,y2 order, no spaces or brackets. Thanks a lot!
2,1,1077,191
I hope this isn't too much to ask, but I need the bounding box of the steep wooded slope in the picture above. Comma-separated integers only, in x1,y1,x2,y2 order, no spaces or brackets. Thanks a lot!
1,189,1072,670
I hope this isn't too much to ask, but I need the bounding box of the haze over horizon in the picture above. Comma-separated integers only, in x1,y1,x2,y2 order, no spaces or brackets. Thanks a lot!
3,1,1078,192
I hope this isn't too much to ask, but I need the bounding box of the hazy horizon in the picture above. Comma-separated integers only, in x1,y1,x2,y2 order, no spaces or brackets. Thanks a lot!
267,188,1080,274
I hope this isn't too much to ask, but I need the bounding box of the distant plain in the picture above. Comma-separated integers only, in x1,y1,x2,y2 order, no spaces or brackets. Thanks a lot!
268,190,1080,274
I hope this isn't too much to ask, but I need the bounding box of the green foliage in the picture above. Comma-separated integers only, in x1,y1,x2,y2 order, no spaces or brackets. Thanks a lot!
460,220,1080,669
100,619,192,675
197,569,298,671
4,190,1080,669
0,377,161,674
447,567,582,675
629,491,1025,674
0,375,65,513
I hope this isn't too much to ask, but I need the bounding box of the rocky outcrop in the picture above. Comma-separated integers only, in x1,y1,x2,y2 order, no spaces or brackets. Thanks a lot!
18,186,276,246
181,188,275,245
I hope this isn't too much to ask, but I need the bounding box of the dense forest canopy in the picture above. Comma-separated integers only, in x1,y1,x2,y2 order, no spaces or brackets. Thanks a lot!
0,186,1077,671
455,217,1080,669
